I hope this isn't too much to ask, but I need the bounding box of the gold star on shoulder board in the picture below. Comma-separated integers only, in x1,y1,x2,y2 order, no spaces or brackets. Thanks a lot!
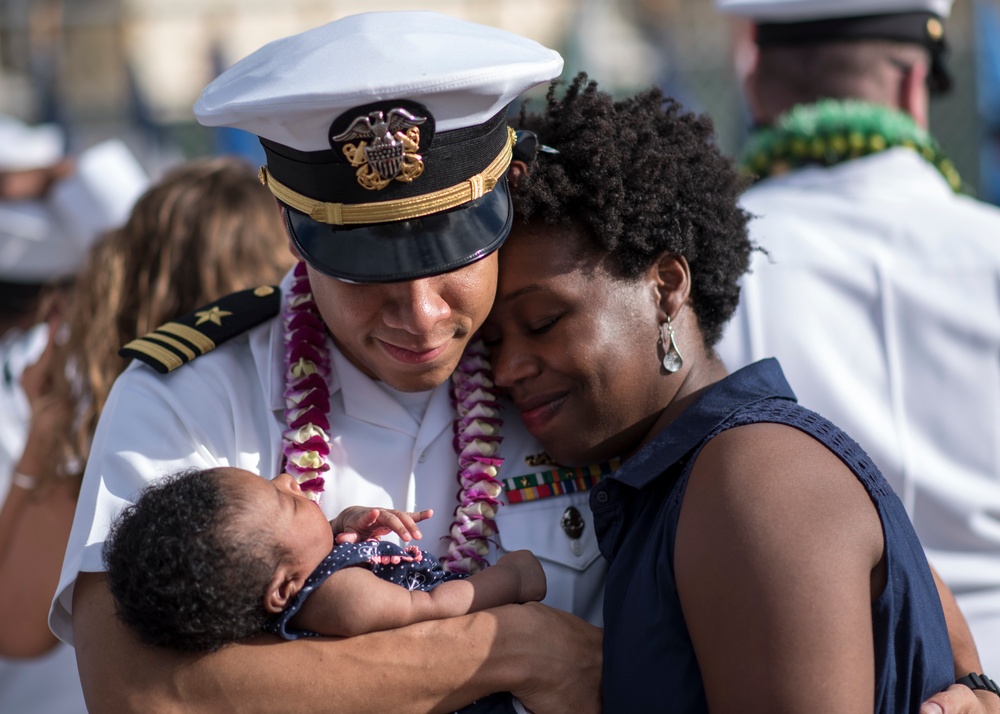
194,306,233,326
120,285,281,374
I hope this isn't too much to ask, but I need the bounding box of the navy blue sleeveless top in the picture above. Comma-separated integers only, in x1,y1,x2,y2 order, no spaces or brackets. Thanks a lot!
591,359,953,713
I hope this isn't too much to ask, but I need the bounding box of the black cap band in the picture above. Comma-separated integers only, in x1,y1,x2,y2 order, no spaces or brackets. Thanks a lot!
756,12,951,93
260,108,510,208
260,104,515,283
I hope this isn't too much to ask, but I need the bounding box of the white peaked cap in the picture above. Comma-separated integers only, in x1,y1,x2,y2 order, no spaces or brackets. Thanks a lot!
715,0,954,22
0,139,150,283
0,115,65,171
191,11,563,284
193,11,565,152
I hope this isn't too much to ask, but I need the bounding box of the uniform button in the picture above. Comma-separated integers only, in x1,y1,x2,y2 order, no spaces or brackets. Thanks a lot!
561,507,585,540
570,540,583,556
595,490,609,504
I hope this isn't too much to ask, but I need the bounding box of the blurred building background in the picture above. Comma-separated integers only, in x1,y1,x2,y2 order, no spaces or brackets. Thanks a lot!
0,0,996,202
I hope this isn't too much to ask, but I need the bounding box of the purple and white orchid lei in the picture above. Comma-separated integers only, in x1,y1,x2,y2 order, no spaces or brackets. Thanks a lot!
439,338,504,574
280,262,505,571
281,262,332,500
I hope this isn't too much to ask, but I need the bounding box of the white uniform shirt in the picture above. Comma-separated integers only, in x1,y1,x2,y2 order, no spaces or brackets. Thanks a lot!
52,273,606,644
717,148,1000,671
0,324,87,714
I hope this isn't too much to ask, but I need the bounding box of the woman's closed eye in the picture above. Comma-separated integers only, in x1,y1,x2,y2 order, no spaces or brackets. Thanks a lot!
479,310,565,346
529,314,562,335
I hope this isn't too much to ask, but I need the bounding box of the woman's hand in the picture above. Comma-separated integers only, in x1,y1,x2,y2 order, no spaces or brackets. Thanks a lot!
17,320,73,483
331,506,433,544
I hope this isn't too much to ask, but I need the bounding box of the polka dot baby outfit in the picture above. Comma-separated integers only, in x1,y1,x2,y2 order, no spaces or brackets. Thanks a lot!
265,540,466,640
264,540,527,714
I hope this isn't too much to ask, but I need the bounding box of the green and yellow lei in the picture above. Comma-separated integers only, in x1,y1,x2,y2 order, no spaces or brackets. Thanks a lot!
740,99,963,192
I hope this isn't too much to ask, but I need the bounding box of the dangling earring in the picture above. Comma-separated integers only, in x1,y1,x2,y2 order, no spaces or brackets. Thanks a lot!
659,316,683,373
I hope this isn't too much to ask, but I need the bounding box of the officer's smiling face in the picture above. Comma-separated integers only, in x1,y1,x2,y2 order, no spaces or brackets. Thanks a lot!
302,253,498,392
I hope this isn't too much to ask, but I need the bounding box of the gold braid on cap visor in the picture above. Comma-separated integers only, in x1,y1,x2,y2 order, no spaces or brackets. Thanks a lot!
258,127,516,226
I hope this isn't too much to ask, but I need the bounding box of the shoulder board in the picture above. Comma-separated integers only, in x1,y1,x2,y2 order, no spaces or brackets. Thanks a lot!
119,285,281,374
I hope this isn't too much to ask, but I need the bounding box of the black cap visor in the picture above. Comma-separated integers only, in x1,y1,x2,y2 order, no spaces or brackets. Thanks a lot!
286,176,512,283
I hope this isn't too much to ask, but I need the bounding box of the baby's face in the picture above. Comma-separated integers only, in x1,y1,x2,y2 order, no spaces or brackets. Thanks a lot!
215,468,334,575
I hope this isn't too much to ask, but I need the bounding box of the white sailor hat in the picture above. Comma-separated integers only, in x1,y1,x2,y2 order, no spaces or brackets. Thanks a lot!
0,115,65,171
0,139,149,283
194,11,564,283
716,0,955,92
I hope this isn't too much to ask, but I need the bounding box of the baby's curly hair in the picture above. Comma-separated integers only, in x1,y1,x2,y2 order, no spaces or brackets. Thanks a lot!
511,73,753,347
103,469,283,653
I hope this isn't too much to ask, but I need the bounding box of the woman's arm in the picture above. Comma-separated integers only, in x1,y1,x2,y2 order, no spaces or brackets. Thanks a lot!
0,477,76,657
294,549,546,638
72,570,601,714
0,332,77,657
919,567,1000,714
675,423,886,714
931,565,983,678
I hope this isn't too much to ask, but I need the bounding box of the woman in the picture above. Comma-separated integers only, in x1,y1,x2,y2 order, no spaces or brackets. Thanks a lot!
484,75,967,712
0,155,295,659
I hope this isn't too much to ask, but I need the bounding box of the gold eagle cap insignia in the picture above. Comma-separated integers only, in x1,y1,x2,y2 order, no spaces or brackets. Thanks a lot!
332,107,427,191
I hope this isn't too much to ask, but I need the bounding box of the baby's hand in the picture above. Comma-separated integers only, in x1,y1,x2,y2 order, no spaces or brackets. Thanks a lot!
333,507,433,544
497,550,547,603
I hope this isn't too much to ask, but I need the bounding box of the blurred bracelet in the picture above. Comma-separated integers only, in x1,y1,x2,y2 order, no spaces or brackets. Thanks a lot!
12,471,39,490
957,673,1000,699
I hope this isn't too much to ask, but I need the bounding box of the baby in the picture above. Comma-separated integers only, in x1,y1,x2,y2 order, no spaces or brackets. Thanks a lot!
103,467,545,656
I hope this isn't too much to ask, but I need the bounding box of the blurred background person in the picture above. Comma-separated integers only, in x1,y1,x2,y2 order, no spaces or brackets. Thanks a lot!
0,115,72,493
0,155,293,713
714,0,1000,677
0,0,990,211
0,115,147,714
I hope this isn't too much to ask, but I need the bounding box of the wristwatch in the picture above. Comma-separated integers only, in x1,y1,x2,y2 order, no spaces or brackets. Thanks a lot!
956,673,1000,698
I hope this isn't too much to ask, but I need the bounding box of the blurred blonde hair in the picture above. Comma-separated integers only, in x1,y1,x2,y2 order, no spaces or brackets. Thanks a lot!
46,155,294,485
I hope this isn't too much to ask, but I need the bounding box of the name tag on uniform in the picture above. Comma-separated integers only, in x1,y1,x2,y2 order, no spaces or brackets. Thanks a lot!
502,459,621,503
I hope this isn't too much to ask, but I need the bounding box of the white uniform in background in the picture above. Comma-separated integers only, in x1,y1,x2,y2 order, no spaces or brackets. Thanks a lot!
717,148,1000,671
51,271,608,645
